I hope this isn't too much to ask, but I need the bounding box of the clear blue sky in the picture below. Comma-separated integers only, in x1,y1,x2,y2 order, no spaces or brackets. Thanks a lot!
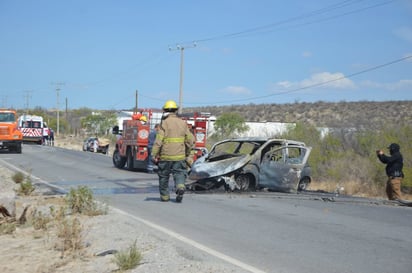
1,0,411,111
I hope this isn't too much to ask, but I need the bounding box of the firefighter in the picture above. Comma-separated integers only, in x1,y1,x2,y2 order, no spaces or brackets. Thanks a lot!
147,123,160,174
151,100,194,202
139,115,148,124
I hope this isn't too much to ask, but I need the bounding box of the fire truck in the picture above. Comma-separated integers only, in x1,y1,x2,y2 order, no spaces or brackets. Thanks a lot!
112,110,210,171
17,114,45,144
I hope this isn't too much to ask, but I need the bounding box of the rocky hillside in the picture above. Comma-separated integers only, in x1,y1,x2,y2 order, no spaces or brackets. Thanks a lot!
187,100,412,130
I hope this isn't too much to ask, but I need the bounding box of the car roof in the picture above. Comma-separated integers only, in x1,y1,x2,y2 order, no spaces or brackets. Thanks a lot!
214,138,306,146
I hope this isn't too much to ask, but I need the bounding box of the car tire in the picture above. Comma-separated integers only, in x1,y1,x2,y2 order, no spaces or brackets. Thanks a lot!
298,177,310,191
235,174,254,191
15,143,22,154
113,149,126,169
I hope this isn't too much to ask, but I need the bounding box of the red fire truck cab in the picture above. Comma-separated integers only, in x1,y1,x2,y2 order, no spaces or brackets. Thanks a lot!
112,110,210,171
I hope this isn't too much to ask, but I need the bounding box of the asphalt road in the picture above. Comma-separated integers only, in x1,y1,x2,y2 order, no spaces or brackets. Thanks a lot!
1,144,412,273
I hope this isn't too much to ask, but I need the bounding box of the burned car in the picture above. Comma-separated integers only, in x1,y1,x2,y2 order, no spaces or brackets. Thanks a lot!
187,138,312,193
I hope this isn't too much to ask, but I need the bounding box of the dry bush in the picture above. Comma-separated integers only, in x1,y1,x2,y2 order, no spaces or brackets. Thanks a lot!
55,216,84,256
0,222,16,235
112,240,142,271
11,171,24,184
31,211,52,230
65,186,107,216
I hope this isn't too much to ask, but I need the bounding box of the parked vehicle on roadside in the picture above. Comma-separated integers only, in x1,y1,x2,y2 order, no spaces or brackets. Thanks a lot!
187,138,311,193
0,109,23,153
17,114,45,144
82,137,109,154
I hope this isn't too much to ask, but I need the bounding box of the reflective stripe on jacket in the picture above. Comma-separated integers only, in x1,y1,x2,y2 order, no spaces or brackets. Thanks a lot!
151,113,194,161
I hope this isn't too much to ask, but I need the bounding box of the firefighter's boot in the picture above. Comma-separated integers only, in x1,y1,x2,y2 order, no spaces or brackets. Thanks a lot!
175,186,185,203
160,195,170,202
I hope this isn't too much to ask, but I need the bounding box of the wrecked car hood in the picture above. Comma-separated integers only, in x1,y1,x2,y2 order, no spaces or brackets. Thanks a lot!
189,154,252,180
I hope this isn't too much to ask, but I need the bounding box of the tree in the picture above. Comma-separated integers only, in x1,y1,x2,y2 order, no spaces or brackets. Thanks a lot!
81,111,117,136
213,112,249,139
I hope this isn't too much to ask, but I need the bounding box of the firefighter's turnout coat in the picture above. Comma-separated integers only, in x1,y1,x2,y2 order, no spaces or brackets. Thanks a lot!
152,113,194,161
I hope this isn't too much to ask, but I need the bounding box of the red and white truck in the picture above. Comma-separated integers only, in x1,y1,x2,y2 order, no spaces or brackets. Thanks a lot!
112,110,210,171
17,114,45,144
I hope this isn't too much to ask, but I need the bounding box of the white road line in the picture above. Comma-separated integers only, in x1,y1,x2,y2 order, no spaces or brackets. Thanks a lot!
0,159,66,192
111,207,267,273
0,159,267,273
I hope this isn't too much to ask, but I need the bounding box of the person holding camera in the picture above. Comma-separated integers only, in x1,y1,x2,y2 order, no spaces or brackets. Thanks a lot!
376,143,404,200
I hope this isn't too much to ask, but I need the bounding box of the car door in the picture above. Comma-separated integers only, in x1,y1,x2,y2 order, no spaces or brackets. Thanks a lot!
258,145,311,192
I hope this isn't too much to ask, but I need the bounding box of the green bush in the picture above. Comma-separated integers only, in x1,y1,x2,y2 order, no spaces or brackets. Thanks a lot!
65,186,106,216
11,171,25,184
112,240,142,271
17,176,35,196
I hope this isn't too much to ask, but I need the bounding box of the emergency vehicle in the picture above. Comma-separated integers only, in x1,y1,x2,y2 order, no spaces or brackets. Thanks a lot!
17,115,45,144
0,109,23,153
112,110,210,171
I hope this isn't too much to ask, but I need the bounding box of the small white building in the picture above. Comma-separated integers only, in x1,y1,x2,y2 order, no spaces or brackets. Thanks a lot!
206,121,295,138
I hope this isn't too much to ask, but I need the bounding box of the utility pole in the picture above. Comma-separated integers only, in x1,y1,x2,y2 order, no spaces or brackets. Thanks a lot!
51,82,65,135
23,90,32,113
169,42,196,114
135,90,138,113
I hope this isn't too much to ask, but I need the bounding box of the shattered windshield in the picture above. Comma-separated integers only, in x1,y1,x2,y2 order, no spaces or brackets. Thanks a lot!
209,141,263,160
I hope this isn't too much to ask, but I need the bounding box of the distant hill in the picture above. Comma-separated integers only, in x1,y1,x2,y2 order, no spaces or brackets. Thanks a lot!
186,100,412,130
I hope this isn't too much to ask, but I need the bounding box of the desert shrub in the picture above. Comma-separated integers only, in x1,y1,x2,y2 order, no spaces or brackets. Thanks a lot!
11,171,25,184
65,186,106,216
32,211,52,230
0,222,16,235
56,217,83,255
17,176,35,196
112,240,142,271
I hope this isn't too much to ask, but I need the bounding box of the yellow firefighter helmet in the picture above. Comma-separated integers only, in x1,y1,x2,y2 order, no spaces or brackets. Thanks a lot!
139,115,147,122
162,100,178,111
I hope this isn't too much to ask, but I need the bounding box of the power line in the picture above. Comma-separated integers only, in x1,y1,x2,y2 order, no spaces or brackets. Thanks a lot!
185,55,412,106
189,0,395,43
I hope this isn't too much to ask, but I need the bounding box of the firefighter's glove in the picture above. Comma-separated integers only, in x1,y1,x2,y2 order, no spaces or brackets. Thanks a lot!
152,157,159,165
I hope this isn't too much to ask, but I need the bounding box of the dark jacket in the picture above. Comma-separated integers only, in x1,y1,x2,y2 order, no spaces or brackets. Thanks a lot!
148,128,157,150
378,151,403,177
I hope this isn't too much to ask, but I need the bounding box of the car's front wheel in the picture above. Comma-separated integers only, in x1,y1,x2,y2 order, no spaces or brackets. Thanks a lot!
235,174,254,191
298,177,310,191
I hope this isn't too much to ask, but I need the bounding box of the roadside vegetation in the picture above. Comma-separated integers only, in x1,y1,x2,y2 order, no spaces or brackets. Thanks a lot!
209,111,412,198
279,122,412,197
13,171,35,196
112,240,143,271
1,179,106,257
